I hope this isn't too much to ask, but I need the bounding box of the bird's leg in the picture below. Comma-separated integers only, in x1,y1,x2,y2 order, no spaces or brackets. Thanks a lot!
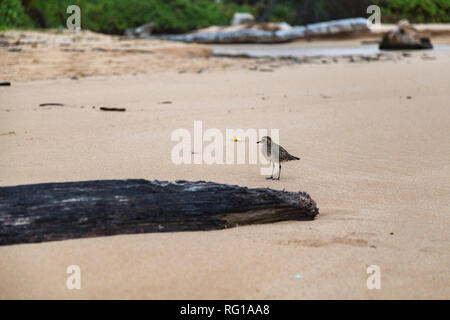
266,161,274,180
275,164,281,180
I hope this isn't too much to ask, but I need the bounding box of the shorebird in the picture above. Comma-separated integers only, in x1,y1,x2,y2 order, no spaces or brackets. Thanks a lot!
257,136,300,180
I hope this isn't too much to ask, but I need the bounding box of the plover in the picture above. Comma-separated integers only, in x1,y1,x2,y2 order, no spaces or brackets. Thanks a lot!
257,136,300,180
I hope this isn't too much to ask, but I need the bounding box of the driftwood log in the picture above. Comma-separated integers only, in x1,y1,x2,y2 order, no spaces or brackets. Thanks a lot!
152,18,369,44
0,179,318,246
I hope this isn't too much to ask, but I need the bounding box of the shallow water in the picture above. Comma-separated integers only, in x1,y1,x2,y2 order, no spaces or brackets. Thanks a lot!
212,43,450,58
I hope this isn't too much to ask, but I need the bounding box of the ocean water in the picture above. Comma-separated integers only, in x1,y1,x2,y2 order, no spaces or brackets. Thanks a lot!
212,43,450,58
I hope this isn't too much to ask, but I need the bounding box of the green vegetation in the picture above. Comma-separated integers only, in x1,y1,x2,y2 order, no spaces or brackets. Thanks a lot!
374,0,450,23
0,0,234,33
1,0,449,34
0,0,32,29
14,0,249,34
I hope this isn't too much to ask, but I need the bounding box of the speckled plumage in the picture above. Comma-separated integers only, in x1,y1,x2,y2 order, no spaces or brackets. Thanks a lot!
257,136,300,180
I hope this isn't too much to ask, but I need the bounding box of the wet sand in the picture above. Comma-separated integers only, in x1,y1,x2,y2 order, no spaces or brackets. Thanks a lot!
0,32,449,299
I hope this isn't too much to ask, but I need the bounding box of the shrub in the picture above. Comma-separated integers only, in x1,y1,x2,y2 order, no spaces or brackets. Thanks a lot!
374,0,450,23
0,0,33,29
1,0,449,33
15,0,249,34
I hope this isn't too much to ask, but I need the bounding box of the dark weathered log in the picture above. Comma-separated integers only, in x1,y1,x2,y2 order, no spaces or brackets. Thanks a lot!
0,179,318,246
99,107,126,112
39,103,64,107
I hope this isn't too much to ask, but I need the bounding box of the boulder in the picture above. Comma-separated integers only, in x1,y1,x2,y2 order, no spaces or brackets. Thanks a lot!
231,13,255,26
125,22,154,38
379,20,433,50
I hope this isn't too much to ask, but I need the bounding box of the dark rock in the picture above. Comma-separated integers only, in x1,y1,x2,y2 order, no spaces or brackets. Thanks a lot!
379,20,433,50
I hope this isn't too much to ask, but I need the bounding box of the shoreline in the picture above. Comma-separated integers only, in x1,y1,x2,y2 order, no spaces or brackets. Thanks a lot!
1,29,449,82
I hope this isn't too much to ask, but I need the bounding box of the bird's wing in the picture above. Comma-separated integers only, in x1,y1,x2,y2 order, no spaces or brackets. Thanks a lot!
278,145,290,159
279,145,299,161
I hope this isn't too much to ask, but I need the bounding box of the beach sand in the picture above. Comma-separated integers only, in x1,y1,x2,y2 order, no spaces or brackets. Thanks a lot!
0,32,449,299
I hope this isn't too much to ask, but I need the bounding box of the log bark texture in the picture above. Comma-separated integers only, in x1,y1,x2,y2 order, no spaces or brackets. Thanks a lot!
153,18,369,44
0,179,318,246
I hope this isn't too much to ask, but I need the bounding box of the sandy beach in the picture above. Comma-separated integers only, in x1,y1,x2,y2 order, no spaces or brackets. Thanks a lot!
0,31,449,299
